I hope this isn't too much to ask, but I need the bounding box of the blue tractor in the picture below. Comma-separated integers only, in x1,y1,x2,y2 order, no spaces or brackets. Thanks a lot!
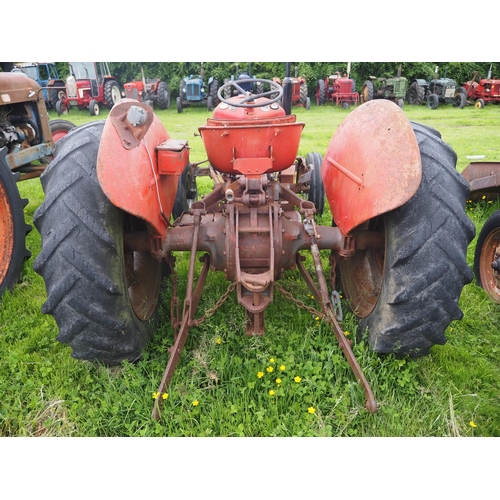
176,71,219,113
13,62,66,109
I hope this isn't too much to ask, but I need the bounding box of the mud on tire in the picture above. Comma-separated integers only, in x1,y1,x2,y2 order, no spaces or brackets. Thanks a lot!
339,122,476,357
33,121,165,364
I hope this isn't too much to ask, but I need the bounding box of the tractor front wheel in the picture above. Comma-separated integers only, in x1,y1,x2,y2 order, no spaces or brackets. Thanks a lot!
427,93,439,110
89,99,100,116
33,121,165,364
474,210,500,303
339,122,475,357
475,98,485,109
0,149,31,299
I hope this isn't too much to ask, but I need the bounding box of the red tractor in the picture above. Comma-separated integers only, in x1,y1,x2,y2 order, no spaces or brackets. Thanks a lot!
316,72,359,109
273,66,310,109
33,77,475,419
460,66,500,109
54,62,121,116
123,68,171,110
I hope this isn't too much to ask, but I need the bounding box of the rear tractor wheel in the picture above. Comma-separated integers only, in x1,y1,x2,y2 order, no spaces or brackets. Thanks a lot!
408,81,425,105
360,81,374,104
0,148,31,300
338,122,475,357
156,81,170,109
104,79,121,109
33,121,166,364
315,79,326,106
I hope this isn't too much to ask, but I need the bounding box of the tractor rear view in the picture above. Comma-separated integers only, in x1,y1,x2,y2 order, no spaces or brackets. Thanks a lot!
123,68,171,110
0,69,75,300
273,66,310,109
33,77,475,419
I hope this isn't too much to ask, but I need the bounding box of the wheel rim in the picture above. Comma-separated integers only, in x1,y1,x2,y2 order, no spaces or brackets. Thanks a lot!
111,86,120,104
0,181,14,285
339,218,385,318
93,103,100,115
51,129,69,142
478,227,500,303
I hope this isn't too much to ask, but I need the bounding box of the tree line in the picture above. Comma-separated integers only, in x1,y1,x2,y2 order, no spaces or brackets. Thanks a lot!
53,62,500,98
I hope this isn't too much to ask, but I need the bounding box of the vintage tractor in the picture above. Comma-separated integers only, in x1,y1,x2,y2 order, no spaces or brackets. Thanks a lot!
54,62,121,116
316,72,359,109
223,64,264,99
360,68,408,108
123,68,171,110
13,62,66,109
0,70,75,299
460,66,500,109
177,72,219,113
33,77,475,419
273,66,310,110
408,67,465,109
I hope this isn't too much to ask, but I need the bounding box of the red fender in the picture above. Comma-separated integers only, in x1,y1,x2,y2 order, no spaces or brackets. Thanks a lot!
97,99,184,237
321,100,422,235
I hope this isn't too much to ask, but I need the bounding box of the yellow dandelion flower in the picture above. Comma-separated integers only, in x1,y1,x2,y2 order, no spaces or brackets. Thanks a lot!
294,376,302,383
192,400,199,407
308,406,316,414
162,393,169,400
266,366,274,373
470,421,477,428
269,390,275,396
257,371,264,378
344,331,350,336
482,195,486,200
315,316,320,321
152,392,160,399
276,378,282,384
280,365,286,371
269,358,275,363
216,337,222,345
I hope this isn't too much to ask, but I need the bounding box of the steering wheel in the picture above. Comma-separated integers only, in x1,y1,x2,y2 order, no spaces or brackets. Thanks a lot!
217,78,283,108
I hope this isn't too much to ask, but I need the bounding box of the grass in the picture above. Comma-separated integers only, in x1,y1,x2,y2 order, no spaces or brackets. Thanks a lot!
1,100,500,437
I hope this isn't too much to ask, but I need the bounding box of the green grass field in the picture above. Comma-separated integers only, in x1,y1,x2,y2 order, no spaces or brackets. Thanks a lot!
1,100,500,437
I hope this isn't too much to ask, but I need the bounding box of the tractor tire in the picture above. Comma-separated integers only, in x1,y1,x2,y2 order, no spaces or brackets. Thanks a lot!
342,100,350,110
453,92,466,109
172,163,197,220
397,98,404,108
299,82,308,106
306,97,311,110
474,210,500,303
306,152,325,216
475,99,485,109
103,80,121,110
209,79,219,107
176,96,183,113
338,122,475,357
50,87,67,109
360,81,374,104
89,99,100,116
55,100,67,116
427,93,439,110
408,81,425,105
156,81,170,109
49,119,76,143
207,96,213,112
0,148,31,299
316,79,326,106
33,121,166,364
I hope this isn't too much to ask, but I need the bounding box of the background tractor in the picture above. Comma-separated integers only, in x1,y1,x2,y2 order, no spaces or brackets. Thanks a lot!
273,65,310,110
360,67,407,108
408,66,465,109
223,64,263,99
12,62,65,110
54,62,121,116
0,68,75,300
316,71,358,109
33,75,475,420
177,67,219,113
460,66,500,109
123,68,171,110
